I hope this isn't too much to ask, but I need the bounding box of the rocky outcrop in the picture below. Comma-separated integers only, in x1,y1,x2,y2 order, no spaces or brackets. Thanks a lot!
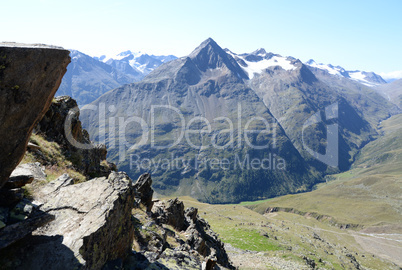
36,95,116,178
133,173,154,212
152,198,186,231
129,174,235,270
0,43,70,188
0,171,136,269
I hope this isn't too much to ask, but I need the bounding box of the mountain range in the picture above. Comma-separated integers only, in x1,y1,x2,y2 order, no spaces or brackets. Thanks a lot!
56,50,177,105
95,50,177,75
56,45,399,108
79,38,399,203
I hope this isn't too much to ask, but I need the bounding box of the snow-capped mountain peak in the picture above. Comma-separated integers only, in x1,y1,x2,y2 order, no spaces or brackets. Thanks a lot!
252,48,267,56
95,51,177,76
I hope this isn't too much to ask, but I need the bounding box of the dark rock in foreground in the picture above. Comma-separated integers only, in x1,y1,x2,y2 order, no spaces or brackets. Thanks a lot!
0,171,135,269
0,43,70,188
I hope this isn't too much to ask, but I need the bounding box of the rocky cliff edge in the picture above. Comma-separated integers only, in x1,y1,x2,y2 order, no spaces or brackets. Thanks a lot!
0,43,70,188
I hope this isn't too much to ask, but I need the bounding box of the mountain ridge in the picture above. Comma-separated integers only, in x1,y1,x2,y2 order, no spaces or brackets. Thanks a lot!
81,38,318,203
57,50,178,106
80,38,396,203
305,59,387,87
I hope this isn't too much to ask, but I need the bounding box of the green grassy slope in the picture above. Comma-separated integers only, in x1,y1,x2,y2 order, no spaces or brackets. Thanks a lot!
246,114,402,228
176,197,399,269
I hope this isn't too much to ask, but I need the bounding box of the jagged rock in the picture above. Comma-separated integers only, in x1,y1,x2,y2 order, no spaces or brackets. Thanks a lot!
185,207,198,223
140,223,167,254
0,43,70,188
0,171,136,269
35,95,115,178
0,210,54,249
4,166,34,189
183,212,233,269
152,198,186,231
0,188,24,207
133,173,154,212
140,190,234,269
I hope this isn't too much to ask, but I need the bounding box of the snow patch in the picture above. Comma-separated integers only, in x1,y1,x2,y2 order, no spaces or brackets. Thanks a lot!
349,71,380,87
305,60,385,87
228,50,297,79
98,51,143,63
307,61,344,76
243,56,296,79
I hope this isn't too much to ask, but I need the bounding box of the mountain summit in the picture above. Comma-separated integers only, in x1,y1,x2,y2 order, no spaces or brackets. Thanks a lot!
189,38,248,79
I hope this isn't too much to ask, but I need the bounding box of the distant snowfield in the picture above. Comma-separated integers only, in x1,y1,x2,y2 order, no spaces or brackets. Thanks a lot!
306,60,345,76
305,59,386,87
226,50,297,79
99,50,144,63
348,71,375,86
242,56,296,79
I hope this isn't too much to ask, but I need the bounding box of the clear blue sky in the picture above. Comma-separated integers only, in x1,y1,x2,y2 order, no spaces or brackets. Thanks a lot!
1,0,401,74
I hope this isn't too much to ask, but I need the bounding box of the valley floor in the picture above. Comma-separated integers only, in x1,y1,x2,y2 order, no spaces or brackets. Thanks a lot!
169,196,401,270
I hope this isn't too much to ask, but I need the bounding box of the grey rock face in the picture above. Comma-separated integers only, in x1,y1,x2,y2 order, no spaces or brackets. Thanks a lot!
17,162,47,182
152,198,186,231
130,174,234,269
0,44,70,189
133,173,154,212
36,95,116,178
0,171,136,269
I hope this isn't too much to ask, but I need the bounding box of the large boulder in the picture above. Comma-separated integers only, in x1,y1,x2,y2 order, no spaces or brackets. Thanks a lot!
0,43,70,188
0,171,136,269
